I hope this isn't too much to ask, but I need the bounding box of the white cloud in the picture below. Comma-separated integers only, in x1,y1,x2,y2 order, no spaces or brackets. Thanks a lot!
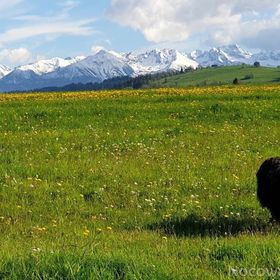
0,0,22,12
0,19,95,45
0,1,96,47
0,48,32,65
237,21,280,50
108,0,280,49
61,1,80,13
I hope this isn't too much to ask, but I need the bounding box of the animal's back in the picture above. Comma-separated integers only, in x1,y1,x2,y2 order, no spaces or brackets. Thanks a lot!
256,157,280,219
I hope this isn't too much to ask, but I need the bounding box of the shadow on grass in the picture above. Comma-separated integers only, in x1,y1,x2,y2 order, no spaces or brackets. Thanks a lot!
148,213,275,237
270,78,280,83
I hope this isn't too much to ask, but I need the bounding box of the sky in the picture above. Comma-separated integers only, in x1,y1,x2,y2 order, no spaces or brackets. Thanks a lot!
0,0,280,67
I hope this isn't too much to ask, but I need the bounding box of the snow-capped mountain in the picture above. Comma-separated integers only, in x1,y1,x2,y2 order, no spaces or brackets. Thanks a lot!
0,49,197,92
189,44,252,66
125,49,198,75
251,51,280,67
0,50,135,92
44,50,135,85
0,56,86,92
1,44,280,92
0,64,11,79
17,56,86,75
189,45,280,67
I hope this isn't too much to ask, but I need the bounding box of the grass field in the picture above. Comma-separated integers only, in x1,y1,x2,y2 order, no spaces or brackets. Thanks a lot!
0,86,280,279
149,65,280,88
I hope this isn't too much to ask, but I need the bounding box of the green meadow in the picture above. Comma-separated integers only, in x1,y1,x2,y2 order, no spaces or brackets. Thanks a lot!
0,86,280,279
149,65,280,88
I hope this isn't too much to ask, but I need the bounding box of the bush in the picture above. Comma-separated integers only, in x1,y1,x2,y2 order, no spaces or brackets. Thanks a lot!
233,78,239,85
243,73,254,80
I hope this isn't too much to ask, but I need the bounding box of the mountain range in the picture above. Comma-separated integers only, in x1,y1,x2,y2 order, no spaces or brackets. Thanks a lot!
1,44,280,92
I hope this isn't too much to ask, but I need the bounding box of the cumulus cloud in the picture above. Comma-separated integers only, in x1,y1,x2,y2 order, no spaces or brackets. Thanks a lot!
0,48,32,65
108,0,280,49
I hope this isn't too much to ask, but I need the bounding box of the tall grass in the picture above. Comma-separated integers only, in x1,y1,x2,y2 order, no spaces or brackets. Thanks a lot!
0,87,280,279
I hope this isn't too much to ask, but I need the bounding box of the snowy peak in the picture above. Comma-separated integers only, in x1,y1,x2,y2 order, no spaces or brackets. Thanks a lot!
169,50,198,71
189,44,252,66
189,50,203,61
252,51,280,67
87,49,125,63
189,44,280,67
50,49,134,82
17,56,86,75
219,44,252,59
0,64,11,79
125,48,198,75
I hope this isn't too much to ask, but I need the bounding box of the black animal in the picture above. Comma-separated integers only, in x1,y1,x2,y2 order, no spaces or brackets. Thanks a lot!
257,157,280,222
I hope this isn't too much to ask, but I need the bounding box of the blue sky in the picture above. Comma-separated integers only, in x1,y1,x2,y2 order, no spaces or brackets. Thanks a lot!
0,0,148,65
1,0,280,67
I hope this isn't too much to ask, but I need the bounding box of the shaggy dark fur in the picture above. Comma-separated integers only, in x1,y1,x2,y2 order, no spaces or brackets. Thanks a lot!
257,157,280,222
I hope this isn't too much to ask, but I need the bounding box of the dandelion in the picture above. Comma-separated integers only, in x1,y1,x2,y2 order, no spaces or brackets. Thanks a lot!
163,214,172,219
83,229,90,236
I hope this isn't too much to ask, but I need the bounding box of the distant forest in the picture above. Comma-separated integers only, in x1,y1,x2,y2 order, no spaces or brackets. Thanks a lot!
33,67,195,92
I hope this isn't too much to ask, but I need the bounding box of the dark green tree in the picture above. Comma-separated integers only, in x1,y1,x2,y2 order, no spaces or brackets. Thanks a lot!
233,78,239,85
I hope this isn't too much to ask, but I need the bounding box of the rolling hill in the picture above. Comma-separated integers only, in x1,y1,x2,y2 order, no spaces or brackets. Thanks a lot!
148,65,280,88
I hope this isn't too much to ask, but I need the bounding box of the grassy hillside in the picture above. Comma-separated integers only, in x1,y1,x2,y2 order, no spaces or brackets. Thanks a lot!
148,65,280,88
0,86,280,279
